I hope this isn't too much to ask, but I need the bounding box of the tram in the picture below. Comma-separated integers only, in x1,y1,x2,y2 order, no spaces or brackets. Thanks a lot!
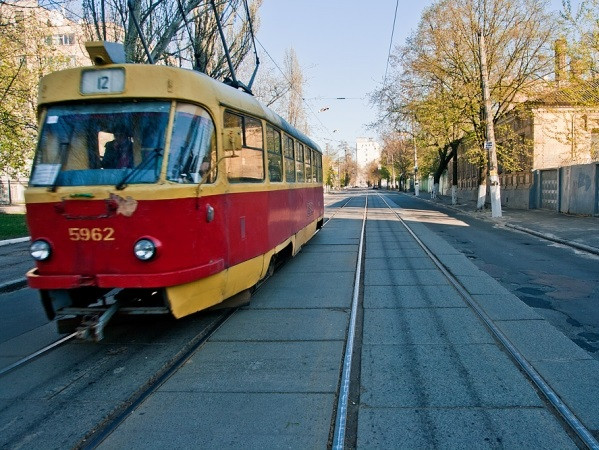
25,42,324,339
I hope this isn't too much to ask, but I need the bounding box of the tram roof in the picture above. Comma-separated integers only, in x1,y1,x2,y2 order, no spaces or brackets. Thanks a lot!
38,63,321,153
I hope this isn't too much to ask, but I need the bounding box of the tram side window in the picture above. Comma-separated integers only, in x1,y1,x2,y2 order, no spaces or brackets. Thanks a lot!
224,111,264,183
310,149,317,183
315,151,322,182
266,125,283,182
167,103,216,184
305,148,312,183
284,136,295,182
295,142,305,182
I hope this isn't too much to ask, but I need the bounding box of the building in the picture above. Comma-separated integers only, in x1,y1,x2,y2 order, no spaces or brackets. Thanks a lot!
451,81,599,214
0,0,90,67
356,137,381,186
0,0,92,204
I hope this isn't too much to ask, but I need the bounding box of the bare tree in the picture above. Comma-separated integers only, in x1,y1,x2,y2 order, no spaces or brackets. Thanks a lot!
372,0,556,201
81,0,261,81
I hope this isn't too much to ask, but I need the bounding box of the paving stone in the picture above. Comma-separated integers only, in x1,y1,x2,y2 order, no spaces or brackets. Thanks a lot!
99,392,335,450
210,309,349,342
363,308,495,346
358,406,575,449
364,268,450,286
360,343,542,408
497,319,593,362
161,341,343,393
364,284,466,309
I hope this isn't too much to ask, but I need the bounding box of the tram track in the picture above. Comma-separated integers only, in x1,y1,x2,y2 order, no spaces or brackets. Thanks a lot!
375,193,599,449
0,332,77,377
331,195,367,449
77,308,236,449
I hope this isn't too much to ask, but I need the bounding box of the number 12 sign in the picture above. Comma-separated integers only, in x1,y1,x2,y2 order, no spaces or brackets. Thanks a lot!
81,68,125,95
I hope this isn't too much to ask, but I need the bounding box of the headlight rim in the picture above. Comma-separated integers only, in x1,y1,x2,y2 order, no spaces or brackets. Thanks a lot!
133,238,157,261
30,239,52,261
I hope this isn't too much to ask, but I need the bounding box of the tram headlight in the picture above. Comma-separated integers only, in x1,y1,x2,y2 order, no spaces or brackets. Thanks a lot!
30,240,51,261
134,238,157,261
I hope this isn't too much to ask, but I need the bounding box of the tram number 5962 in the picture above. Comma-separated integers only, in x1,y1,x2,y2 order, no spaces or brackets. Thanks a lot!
68,227,115,241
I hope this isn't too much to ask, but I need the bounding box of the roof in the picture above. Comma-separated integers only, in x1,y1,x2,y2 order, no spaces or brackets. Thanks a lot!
526,79,599,107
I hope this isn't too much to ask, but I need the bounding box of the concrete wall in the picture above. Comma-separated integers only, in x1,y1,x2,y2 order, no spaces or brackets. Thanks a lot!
559,163,599,215
453,162,598,215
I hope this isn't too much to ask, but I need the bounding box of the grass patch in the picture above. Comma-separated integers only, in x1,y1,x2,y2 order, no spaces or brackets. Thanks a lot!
0,213,28,240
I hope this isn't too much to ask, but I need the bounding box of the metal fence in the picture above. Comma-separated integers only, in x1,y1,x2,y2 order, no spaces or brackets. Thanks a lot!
0,179,27,205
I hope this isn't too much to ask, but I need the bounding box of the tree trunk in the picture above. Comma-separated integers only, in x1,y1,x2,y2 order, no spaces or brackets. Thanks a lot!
477,166,487,210
452,145,458,204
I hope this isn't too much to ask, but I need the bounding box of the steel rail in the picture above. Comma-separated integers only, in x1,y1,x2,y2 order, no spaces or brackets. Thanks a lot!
378,194,599,450
332,195,367,449
322,196,353,227
0,332,77,377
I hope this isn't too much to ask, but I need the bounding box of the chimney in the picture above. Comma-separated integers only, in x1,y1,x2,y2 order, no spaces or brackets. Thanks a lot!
555,38,567,85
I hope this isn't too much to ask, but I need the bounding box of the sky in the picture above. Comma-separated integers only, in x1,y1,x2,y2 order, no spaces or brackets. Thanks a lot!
254,0,579,153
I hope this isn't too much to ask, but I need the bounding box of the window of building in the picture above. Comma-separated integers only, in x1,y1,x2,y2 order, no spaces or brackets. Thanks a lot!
284,135,295,182
224,110,264,182
266,125,282,182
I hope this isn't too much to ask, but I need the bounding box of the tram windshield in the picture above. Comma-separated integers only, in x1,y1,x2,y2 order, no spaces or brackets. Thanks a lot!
30,102,170,188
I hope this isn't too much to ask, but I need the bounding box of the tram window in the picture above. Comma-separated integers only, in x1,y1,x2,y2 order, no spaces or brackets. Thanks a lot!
315,151,322,182
295,142,305,182
167,103,216,184
284,136,295,182
30,102,169,187
224,111,264,183
310,149,318,183
305,147,312,183
266,125,282,182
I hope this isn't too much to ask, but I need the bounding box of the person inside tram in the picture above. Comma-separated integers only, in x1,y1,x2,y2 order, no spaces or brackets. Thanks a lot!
103,126,134,169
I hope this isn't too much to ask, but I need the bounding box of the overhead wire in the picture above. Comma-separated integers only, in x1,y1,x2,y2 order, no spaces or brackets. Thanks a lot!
252,35,336,143
383,0,400,88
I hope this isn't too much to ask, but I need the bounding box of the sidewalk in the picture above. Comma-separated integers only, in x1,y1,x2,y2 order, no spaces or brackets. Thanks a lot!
0,204,26,214
413,192,599,256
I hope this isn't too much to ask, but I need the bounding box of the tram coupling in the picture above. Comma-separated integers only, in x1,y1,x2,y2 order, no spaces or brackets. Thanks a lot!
75,301,120,342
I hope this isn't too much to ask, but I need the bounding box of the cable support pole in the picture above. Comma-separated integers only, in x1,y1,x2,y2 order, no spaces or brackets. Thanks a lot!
478,30,502,217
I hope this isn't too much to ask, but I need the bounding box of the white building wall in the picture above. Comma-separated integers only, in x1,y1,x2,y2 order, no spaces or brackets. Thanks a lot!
356,137,381,167
356,137,381,186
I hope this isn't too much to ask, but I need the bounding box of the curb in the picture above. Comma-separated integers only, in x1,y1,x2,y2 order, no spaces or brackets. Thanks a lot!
505,223,599,256
0,236,29,247
0,277,27,293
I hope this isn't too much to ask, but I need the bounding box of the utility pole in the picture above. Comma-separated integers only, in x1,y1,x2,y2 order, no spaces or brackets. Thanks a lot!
478,31,502,218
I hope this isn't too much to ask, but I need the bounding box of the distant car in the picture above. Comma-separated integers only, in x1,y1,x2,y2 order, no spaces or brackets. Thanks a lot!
372,185,379,190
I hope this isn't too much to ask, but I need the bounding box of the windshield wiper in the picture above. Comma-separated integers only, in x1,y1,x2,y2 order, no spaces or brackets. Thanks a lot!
116,148,162,190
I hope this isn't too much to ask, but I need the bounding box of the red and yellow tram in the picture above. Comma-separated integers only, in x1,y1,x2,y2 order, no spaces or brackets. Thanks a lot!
25,42,324,338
